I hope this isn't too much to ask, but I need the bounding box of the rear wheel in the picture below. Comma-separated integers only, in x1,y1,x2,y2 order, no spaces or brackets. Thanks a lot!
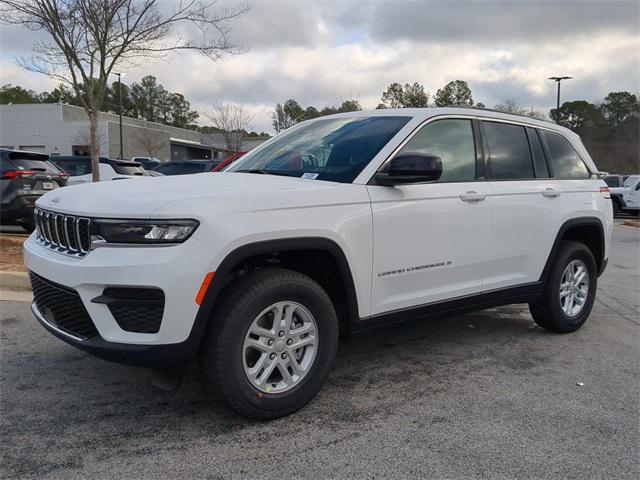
199,268,338,419
529,241,597,333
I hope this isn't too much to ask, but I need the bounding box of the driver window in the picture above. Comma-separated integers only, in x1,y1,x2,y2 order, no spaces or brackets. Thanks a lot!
397,119,476,183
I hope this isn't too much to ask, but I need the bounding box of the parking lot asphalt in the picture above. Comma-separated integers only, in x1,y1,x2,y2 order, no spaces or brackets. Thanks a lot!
1,223,638,480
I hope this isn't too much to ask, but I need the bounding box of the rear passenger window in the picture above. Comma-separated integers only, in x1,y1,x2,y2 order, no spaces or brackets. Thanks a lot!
398,119,476,182
539,131,590,179
526,128,550,178
483,122,534,179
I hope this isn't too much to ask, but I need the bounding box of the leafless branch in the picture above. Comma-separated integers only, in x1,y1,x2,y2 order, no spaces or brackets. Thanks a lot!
205,103,254,152
0,0,248,180
133,126,167,158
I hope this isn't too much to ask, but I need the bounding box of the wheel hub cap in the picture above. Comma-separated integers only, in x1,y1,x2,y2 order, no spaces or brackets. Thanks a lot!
242,301,318,394
560,259,589,317
274,339,286,353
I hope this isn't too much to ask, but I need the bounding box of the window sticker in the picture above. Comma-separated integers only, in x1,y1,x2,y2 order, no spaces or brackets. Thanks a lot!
301,172,319,179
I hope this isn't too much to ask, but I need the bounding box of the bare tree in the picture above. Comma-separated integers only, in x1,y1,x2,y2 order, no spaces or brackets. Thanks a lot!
73,126,106,155
205,103,254,152
0,0,248,181
494,98,546,119
133,127,167,158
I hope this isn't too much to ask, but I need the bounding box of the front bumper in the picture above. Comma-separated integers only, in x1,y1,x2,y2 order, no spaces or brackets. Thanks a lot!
24,233,215,366
31,302,199,367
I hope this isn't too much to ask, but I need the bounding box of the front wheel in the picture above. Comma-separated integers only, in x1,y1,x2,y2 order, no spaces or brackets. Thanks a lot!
199,268,339,419
529,241,597,333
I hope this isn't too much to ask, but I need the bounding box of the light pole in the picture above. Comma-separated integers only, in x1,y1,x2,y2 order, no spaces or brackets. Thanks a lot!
548,76,572,110
113,72,125,159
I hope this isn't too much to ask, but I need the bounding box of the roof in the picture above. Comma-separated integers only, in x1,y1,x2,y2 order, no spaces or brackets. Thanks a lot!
322,107,571,136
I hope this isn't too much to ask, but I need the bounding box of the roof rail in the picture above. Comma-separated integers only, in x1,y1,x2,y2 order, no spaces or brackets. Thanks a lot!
445,105,555,124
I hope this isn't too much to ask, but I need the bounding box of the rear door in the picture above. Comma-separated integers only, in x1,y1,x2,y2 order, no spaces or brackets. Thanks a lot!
538,129,597,217
368,117,492,315
482,121,568,291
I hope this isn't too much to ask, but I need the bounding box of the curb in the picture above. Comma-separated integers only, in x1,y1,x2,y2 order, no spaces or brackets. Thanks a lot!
0,271,30,291
622,219,640,228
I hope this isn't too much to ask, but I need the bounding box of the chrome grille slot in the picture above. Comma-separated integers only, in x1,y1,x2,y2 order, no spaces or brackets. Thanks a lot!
34,208,91,257
55,214,65,248
44,211,53,244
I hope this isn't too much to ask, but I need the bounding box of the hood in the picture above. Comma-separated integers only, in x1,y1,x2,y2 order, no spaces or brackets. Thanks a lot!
35,172,343,217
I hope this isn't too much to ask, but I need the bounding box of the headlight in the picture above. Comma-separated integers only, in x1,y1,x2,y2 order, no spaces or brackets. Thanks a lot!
91,219,199,245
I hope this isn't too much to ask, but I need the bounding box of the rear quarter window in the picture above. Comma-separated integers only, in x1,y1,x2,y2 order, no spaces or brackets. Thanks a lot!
539,130,590,179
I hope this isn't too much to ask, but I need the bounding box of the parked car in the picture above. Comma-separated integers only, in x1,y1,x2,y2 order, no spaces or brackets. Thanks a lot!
131,156,163,171
603,174,624,188
154,159,221,175
50,156,145,185
211,152,246,172
25,108,613,420
610,175,640,214
1,149,68,231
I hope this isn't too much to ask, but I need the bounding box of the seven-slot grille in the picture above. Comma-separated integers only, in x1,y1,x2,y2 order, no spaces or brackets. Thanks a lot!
34,207,91,256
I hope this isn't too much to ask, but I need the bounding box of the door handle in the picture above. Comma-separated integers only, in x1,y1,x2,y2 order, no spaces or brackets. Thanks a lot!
460,191,486,202
542,187,561,198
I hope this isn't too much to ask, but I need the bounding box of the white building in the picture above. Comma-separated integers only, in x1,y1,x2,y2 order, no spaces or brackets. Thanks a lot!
0,103,267,160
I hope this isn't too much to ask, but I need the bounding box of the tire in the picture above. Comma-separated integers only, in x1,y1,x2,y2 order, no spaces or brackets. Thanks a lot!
199,268,339,420
20,220,35,233
611,199,620,217
529,240,597,333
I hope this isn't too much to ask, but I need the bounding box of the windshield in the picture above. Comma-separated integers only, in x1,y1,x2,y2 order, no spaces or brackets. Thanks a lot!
623,176,639,187
228,116,411,183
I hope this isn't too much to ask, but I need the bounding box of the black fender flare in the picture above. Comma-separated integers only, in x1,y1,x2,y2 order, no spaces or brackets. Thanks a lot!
188,237,360,356
539,216,606,283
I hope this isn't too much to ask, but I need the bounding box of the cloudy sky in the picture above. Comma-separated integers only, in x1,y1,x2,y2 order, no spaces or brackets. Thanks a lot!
1,0,639,132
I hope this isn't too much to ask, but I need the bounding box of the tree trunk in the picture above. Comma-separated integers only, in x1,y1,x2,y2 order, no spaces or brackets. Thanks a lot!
88,109,101,182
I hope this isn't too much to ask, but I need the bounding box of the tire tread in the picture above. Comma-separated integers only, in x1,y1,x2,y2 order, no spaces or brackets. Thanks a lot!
200,267,337,419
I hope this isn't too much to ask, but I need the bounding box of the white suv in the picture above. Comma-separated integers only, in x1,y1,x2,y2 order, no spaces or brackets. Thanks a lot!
24,108,613,419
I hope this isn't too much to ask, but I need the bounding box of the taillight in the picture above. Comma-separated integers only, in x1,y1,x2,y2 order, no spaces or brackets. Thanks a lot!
1,170,35,180
600,186,611,199
58,172,69,180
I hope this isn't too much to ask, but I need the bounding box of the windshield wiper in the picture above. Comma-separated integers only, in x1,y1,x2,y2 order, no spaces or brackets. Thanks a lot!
235,169,297,177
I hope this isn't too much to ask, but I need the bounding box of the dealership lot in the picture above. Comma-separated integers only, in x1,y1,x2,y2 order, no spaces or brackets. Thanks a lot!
1,222,638,480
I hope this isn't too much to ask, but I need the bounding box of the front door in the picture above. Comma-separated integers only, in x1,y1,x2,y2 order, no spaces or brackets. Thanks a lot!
368,118,492,316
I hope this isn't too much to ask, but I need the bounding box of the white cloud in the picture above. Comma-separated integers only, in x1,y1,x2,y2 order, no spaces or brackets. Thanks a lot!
1,0,638,132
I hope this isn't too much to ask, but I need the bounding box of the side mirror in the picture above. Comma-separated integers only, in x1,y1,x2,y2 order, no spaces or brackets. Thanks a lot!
374,153,443,186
